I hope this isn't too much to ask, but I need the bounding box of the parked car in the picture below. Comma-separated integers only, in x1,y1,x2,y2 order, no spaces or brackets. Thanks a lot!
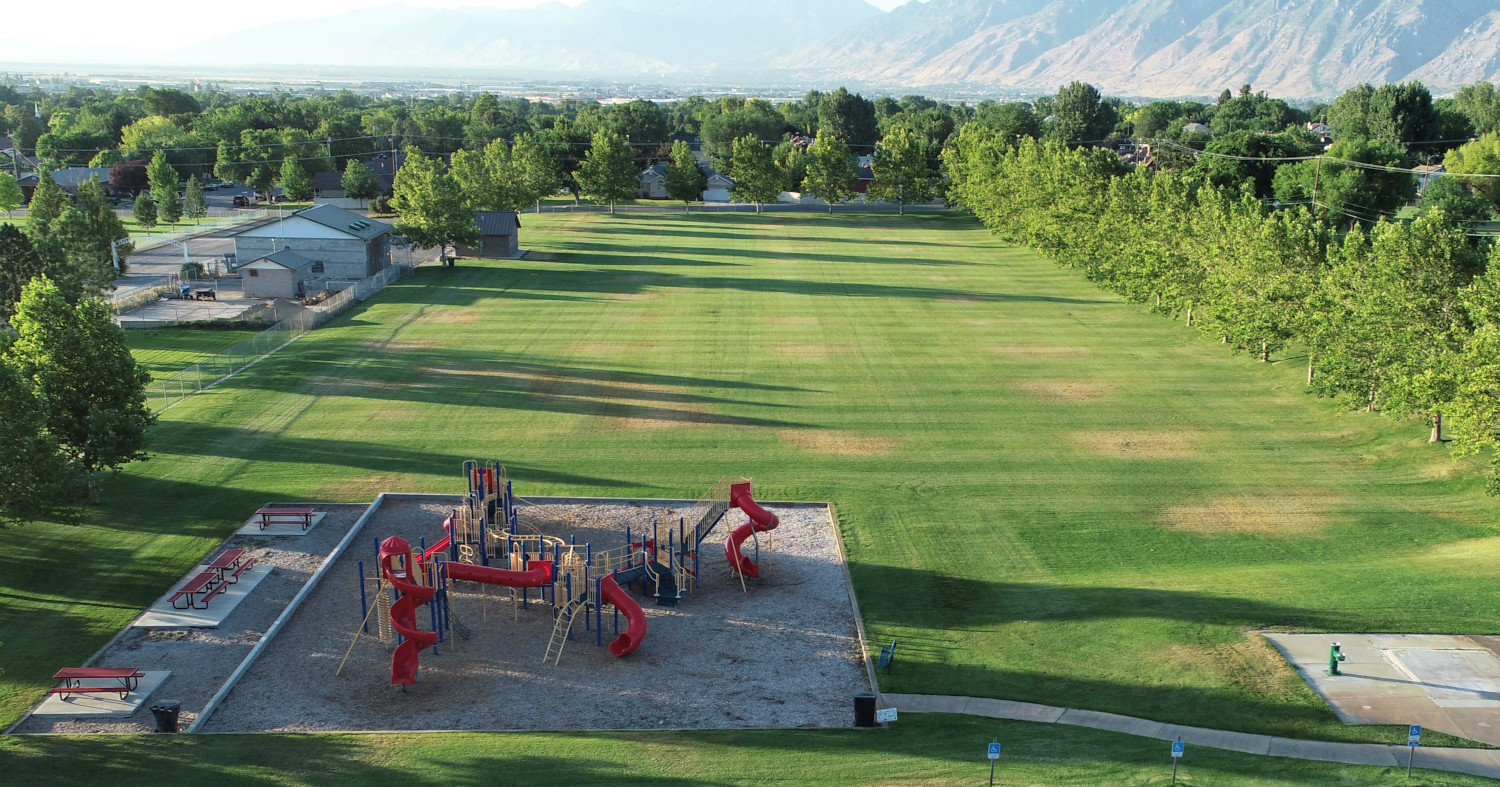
203,182,220,191
232,195,250,207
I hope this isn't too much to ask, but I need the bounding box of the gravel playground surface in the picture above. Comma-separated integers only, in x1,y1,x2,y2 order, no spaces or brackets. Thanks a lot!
206,497,868,732
15,504,370,734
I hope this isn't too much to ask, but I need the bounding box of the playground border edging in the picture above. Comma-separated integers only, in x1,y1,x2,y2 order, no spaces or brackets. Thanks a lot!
186,495,387,733
826,502,879,696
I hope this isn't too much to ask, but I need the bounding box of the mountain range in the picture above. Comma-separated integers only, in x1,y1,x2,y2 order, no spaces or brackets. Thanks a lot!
3,0,1500,98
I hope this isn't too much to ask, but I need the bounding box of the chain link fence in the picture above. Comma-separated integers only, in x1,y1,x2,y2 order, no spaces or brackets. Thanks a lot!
148,261,415,413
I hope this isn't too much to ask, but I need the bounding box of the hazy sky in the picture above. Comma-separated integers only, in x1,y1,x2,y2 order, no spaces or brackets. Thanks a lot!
14,0,914,48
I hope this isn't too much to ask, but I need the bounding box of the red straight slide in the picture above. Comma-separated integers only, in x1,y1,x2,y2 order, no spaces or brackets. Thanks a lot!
724,481,780,578
445,560,553,588
380,536,438,685
599,574,646,657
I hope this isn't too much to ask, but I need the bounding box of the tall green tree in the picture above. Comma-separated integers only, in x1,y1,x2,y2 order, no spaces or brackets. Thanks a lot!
390,147,479,260
247,167,276,203
24,172,67,239
340,160,381,207
869,127,935,214
0,225,45,320
450,143,506,211
0,354,73,524
816,87,878,149
147,151,181,225
0,172,22,216
182,177,209,224
1454,81,1500,136
76,178,131,274
132,192,157,234
51,207,117,300
6,276,154,503
1046,82,1118,145
575,129,638,213
509,133,559,211
663,140,705,205
801,130,857,213
278,158,314,202
729,135,783,212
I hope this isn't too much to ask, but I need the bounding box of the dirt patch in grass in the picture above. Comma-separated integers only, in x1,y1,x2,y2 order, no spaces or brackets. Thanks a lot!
419,309,480,325
1165,633,1305,696
773,344,848,358
361,339,440,352
1161,494,1341,536
567,341,664,356
609,290,661,302
1071,430,1201,459
1017,380,1111,401
778,430,898,456
991,344,1094,358
926,274,963,283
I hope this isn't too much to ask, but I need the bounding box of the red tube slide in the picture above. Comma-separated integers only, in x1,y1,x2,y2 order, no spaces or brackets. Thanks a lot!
725,481,779,578
380,536,438,685
445,560,553,588
599,574,646,657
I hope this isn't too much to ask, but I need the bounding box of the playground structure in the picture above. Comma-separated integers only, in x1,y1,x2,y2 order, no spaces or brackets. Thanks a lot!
352,463,781,686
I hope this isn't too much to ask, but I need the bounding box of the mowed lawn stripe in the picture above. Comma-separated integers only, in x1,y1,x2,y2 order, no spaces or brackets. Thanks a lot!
2,212,1495,750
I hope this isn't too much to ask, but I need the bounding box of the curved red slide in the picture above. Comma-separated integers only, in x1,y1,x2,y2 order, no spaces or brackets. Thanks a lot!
599,574,646,657
380,536,438,685
725,481,779,578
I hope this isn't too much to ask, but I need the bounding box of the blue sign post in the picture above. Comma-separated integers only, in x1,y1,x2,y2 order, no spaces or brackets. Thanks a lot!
1171,739,1185,785
988,739,1000,785
1408,725,1421,778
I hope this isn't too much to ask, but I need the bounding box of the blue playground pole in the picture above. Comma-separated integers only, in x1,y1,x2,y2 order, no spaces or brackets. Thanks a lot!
565,574,573,640
479,512,489,566
358,560,368,633
596,575,604,646
583,564,591,631
521,551,529,610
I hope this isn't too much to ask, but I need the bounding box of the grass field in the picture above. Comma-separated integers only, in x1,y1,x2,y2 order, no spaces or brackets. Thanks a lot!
2,211,1498,778
4,714,1487,786
126,328,263,378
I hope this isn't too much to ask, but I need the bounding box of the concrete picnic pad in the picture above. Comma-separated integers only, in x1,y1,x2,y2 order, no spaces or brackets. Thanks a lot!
32,671,171,717
135,564,272,628
236,511,327,536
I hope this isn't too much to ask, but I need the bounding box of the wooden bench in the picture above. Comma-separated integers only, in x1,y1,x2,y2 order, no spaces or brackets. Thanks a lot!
254,506,316,530
206,548,256,584
51,667,146,700
170,570,226,609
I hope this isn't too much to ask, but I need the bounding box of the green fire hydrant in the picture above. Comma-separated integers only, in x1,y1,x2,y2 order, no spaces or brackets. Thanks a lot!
1325,643,1347,676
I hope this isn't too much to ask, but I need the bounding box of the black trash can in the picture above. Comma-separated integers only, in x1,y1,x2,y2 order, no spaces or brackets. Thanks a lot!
149,701,182,733
853,692,877,728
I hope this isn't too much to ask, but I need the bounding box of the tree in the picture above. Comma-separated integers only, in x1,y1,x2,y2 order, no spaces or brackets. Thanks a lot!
817,87,878,149
247,167,276,203
279,158,314,202
341,160,380,207
729,135,783,212
0,225,45,320
450,144,505,211
132,192,157,234
50,207,117,300
24,172,67,239
390,147,479,260
1420,177,1492,226
700,106,785,173
509,133,559,210
869,127,935,214
1326,84,1375,141
1455,81,1500,136
0,172,21,216
6,277,154,503
1445,133,1500,204
801,129,857,213
1272,139,1415,227
183,177,209,224
0,354,73,524
1046,82,1118,145
76,178,130,275
147,151,181,225
972,101,1042,141
663,140,705,205
575,129,639,212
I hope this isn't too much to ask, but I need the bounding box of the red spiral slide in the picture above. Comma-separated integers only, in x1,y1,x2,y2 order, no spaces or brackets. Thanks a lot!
380,536,438,685
599,574,646,657
724,481,779,578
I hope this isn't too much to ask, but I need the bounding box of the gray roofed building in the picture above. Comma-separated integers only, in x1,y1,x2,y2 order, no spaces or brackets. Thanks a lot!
459,210,522,260
49,167,114,194
231,204,394,284
293,203,392,241
241,249,319,300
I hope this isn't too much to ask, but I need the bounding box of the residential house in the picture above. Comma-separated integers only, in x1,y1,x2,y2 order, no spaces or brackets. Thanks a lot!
638,162,669,199
1414,164,1445,194
49,167,115,197
853,155,875,195
240,249,319,300
458,210,522,259
313,152,406,209
639,161,736,202
1183,122,1213,137
1306,122,1332,142
702,171,734,202
230,204,393,287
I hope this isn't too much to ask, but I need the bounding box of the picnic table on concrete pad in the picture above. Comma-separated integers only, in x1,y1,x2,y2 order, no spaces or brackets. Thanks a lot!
255,507,316,530
206,548,255,584
170,570,226,609
51,667,146,699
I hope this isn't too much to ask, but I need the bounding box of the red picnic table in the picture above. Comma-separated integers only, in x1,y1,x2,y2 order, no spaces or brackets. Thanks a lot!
254,506,316,530
170,570,226,610
51,667,146,700
206,548,256,584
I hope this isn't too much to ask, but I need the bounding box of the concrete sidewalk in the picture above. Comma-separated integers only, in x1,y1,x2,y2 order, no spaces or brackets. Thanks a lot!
882,693,1500,780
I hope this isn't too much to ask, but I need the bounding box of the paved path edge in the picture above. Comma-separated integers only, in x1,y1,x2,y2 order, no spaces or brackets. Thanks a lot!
881,693,1500,780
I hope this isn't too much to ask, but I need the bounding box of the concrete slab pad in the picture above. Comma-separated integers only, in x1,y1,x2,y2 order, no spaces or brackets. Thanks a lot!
963,697,1066,723
236,511,327,537
1157,723,1272,755
1385,647,1500,707
1411,747,1500,781
1057,708,1165,738
881,694,969,714
134,564,272,628
32,671,170,717
1367,634,1478,650
1268,737,1399,766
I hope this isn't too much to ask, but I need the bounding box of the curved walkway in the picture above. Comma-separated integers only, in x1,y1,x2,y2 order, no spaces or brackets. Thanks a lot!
884,693,1500,781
